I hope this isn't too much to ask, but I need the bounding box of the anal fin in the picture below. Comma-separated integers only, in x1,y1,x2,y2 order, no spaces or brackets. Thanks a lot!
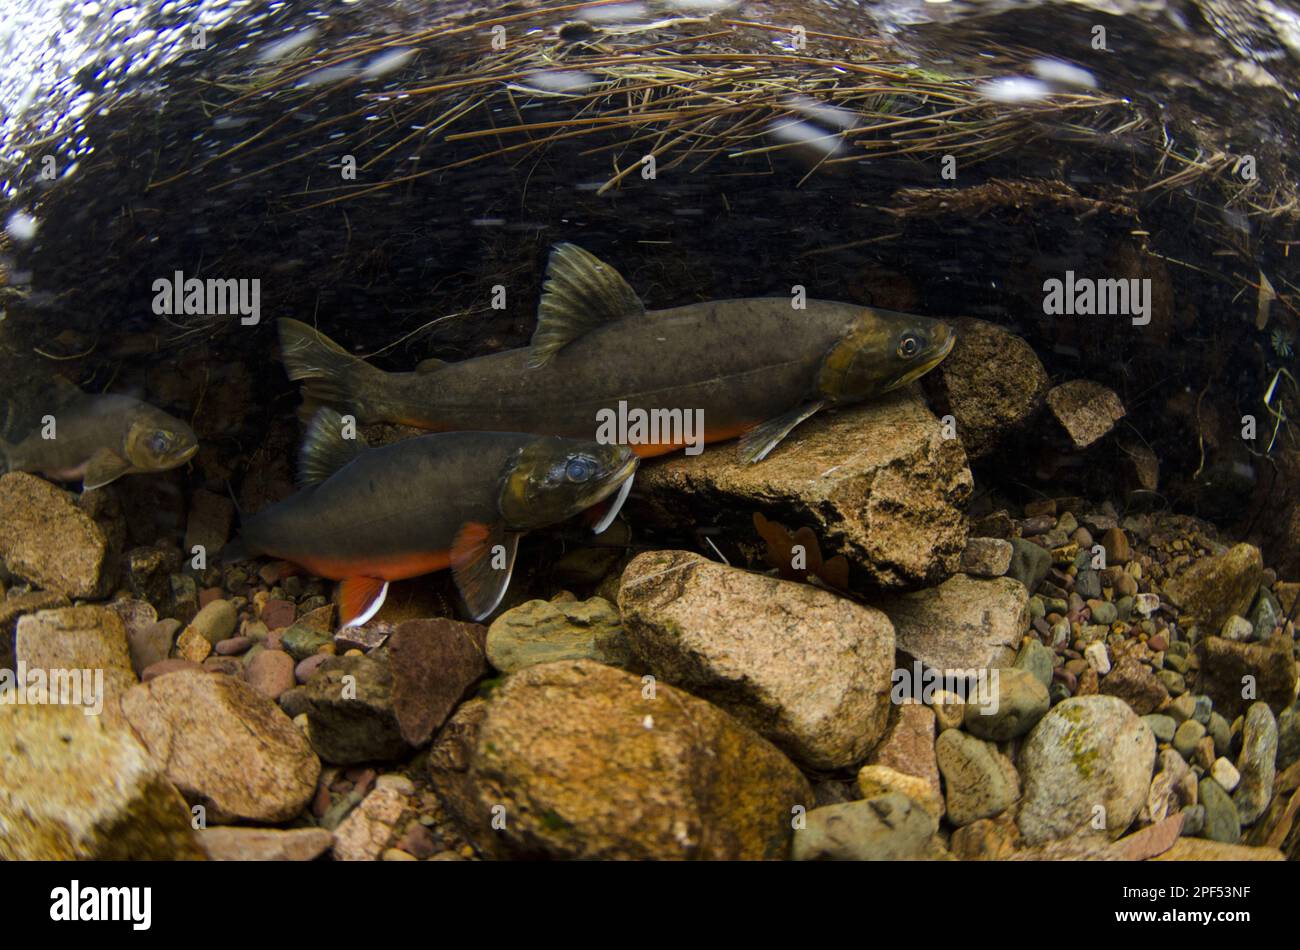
338,576,389,628
735,401,826,464
451,521,520,621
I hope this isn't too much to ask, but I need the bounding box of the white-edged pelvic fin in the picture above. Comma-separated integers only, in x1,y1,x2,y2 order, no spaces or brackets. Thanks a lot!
592,471,635,534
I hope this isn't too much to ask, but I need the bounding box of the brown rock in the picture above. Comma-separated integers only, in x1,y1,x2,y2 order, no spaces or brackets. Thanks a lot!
1164,543,1264,632
1194,633,1297,719
922,316,1050,459
388,618,490,747
244,648,297,700
618,551,896,769
878,574,1028,672
199,826,332,861
1045,379,1126,449
0,590,69,669
0,703,203,859
1152,838,1284,861
1101,656,1170,716
120,670,320,823
630,388,972,588
436,659,811,860
0,473,116,597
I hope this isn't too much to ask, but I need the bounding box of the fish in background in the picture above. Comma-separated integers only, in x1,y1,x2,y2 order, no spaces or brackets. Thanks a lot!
278,243,955,464
223,408,638,625
0,382,197,490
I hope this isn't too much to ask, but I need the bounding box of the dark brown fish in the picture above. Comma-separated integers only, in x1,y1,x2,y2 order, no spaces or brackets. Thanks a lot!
227,408,637,624
0,391,197,490
279,244,954,463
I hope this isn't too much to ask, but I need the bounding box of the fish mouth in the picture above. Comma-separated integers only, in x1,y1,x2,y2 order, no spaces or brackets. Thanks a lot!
590,456,639,535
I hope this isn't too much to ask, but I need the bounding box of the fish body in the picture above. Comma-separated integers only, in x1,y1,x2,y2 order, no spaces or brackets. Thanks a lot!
232,409,637,624
0,393,197,489
280,244,955,463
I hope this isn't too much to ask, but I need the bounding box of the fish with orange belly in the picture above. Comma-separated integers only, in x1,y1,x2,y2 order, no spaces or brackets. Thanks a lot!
278,243,956,463
224,408,638,625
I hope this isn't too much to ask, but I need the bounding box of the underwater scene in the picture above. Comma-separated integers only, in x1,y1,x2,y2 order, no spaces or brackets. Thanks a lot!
2,0,1300,872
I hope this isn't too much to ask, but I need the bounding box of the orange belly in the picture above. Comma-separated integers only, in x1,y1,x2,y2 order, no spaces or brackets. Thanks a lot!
286,548,452,582
628,422,757,458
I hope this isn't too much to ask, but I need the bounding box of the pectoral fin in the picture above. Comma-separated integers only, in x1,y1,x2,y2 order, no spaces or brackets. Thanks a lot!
338,575,389,628
528,244,645,368
450,521,521,621
735,401,826,464
82,448,134,490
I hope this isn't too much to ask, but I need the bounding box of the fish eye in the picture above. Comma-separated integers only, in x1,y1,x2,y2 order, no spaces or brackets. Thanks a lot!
148,432,170,454
565,457,595,482
897,334,921,359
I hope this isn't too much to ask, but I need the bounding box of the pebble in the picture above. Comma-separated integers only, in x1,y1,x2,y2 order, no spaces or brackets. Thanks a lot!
963,667,1050,741
1198,777,1241,843
1083,641,1110,675
186,599,238,646
295,653,331,683
244,648,296,700
1233,702,1278,826
1090,601,1117,625
1101,527,1131,565
1142,714,1176,743
935,729,1019,826
1219,615,1254,643
1134,593,1160,617
214,636,253,656
1173,720,1207,760
1210,757,1240,792
1014,639,1054,690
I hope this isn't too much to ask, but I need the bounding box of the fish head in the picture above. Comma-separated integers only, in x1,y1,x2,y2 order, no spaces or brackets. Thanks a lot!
815,309,955,403
498,437,638,530
122,406,199,473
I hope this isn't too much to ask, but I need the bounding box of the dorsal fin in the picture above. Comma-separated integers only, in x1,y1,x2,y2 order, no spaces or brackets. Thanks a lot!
528,243,644,368
298,407,368,488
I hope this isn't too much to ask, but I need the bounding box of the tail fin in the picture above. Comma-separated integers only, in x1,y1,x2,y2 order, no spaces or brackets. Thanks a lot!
278,318,385,421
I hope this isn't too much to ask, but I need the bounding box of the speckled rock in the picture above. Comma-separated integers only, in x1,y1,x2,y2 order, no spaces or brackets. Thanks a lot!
0,590,69,669
619,551,895,769
1233,702,1278,826
792,793,947,860
297,652,408,765
1199,776,1241,843
959,537,1014,577
435,660,811,860
630,388,972,588
0,703,203,859
878,574,1028,673
1045,379,1125,449
1017,695,1156,846
1101,656,1170,716
199,826,332,861
332,784,416,862
1194,634,1297,720
935,728,1019,826
0,473,117,598
486,596,630,673
120,670,320,823
922,316,1050,460
963,667,1050,741
1163,543,1264,633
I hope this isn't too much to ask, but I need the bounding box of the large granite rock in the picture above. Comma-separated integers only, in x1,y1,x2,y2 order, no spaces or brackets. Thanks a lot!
876,574,1029,673
120,670,320,823
430,660,811,860
0,703,203,859
922,317,1050,460
618,550,895,769
0,472,119,597
630,388,972,588
1017,696,1156,846
1164,543,1265,633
